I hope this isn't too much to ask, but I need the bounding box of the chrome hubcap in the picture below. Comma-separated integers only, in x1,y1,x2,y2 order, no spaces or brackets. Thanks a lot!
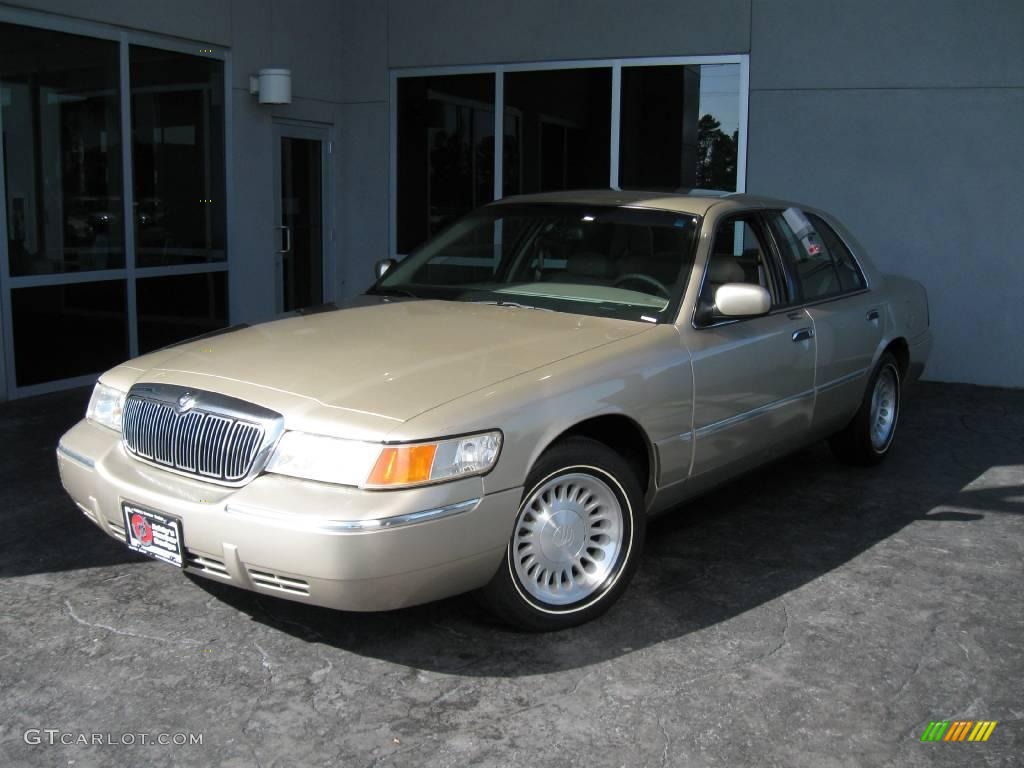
870,365,899,451
512,472,624,606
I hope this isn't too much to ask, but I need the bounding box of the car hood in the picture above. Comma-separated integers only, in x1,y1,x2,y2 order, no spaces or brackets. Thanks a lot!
117,300,650,435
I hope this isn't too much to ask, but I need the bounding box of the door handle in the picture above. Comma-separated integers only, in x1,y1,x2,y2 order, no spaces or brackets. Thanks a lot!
275,225,291,254
792,327,814,343
866,309,880,322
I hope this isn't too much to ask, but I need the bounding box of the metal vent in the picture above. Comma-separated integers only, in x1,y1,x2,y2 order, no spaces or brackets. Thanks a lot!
121,384,283,486
247,568,310,595
187,553,231,580
108,521,127,542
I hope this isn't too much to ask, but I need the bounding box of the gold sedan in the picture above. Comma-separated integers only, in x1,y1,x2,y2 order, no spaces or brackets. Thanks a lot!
57,191,931,630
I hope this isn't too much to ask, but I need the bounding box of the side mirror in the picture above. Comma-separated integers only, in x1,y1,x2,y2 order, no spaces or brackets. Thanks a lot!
374,258,397,280
714,283,771,317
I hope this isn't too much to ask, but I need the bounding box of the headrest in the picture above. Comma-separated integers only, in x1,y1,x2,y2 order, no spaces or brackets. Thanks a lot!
707,256,745,284
566,251,615,279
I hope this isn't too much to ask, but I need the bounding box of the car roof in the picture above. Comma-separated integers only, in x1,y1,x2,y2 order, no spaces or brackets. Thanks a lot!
489,189,802,217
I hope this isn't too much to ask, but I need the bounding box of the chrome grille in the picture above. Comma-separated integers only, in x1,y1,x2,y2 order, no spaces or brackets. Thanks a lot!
122,386,279,484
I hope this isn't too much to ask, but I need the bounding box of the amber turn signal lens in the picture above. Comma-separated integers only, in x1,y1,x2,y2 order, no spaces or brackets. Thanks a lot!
366,443,438,487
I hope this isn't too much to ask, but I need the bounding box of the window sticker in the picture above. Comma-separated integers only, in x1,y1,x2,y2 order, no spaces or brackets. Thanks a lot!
783,207,822,258
802,233,823,256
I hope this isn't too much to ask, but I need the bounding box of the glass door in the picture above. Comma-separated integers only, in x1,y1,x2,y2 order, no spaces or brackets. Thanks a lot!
273,123,330,313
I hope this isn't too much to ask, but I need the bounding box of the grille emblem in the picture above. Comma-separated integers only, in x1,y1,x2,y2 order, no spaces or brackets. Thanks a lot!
177,392,196,411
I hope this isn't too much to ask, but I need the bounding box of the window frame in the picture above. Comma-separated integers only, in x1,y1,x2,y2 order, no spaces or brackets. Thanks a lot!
0,6,232,399
763,208,871,307
690,210,792,329
804,212,868,294
389,55,750,259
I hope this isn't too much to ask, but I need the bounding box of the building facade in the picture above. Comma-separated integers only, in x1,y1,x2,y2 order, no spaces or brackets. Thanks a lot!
0,0,1021,400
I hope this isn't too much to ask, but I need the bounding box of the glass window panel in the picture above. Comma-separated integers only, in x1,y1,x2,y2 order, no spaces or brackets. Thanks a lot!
11,281,128,386
806,213,866,292
0,23,124,275
396,74,495,253
503,68,611,196
766,209,842,301
130,46,226,267
704,216,782,307
619,64,741,192
136,271,228,354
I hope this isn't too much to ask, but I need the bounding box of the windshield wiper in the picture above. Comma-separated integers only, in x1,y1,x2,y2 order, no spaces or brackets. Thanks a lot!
469,298,551,311
367,286,417,298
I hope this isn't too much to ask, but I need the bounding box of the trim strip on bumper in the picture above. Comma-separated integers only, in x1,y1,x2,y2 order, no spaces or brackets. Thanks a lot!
225,497,482,534
57,443,96,469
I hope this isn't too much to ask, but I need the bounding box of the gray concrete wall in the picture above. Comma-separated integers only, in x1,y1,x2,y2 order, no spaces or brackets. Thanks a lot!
746,0,1024,387
3,0,1022,388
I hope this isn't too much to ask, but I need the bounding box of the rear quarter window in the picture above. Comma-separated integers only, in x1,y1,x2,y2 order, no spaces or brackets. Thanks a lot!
805,213,866,292
766,208,865,302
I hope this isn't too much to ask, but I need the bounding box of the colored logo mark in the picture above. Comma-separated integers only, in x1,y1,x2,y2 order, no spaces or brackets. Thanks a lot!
920,720,997,742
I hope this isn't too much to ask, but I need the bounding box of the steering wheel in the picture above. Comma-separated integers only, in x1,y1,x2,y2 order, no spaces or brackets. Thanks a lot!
613,273,671,299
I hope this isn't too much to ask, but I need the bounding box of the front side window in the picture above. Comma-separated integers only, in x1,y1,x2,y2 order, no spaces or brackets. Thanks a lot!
696,214,784,324
372,204,700,323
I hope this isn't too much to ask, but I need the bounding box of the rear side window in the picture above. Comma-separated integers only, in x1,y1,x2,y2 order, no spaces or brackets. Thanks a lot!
766,208,863,302
806,213,866,292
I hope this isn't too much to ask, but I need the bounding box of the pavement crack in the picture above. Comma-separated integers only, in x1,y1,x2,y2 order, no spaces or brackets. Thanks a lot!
64,600,200,646
253,640,274,671
894,620,940,699
761,598,791,662
657,715,671,768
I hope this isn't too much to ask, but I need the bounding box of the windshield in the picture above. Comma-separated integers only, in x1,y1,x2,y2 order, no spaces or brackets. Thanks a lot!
371,203,700,323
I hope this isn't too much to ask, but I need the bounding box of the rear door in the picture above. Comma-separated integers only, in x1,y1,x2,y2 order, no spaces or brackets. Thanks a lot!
764,208,882,433
685,212,817,477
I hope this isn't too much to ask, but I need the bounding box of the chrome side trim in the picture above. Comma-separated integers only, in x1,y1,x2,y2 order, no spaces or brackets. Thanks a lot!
816,367,869,394
225,497,482,534
57,443,95,469
694,388,815,439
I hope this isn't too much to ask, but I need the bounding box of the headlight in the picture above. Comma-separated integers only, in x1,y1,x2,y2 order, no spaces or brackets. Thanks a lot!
365,431,502,488
265,432,382,486
86,382,127,432
266,430,502,489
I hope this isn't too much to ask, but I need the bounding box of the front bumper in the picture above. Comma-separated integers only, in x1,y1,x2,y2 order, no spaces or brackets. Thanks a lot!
57,419,520,611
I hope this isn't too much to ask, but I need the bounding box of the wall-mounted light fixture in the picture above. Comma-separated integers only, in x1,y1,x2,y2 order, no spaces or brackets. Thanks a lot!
248,68,292,104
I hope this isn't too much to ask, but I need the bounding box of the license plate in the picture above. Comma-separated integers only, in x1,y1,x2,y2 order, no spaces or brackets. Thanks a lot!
122,503,183,568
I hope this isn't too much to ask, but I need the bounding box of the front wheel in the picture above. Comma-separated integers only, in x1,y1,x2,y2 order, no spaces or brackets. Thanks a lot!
829,352,902,465
478,436,646,631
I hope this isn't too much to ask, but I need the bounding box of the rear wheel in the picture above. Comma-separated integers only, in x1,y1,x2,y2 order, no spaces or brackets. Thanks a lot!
479,436,645,631
829,352,902,465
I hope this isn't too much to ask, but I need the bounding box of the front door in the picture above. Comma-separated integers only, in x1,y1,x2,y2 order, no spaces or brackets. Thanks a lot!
272,123,330,313
686,213,817,477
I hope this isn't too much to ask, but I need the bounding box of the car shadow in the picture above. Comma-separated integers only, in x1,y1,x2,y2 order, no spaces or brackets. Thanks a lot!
188,383,1024,677
0,387,155,579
